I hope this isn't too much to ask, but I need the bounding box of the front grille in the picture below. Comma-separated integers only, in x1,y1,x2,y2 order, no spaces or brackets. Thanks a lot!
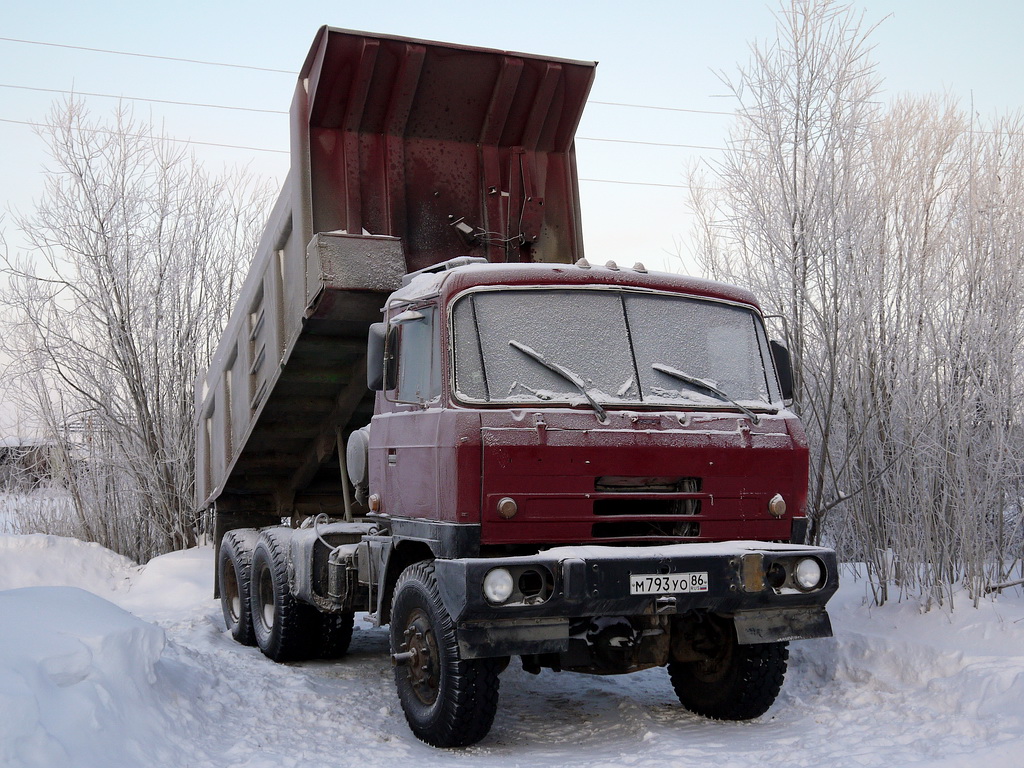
593,520,701,538
593,498,702,516
591,476,704,540
593,476,702,517
595,476,702,493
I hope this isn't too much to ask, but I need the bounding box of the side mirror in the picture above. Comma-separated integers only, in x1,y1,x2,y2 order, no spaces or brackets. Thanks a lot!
367,323,388,391
769,340,794,402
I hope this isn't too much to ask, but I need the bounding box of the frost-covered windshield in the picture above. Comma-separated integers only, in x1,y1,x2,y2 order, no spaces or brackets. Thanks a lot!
451,287,781,410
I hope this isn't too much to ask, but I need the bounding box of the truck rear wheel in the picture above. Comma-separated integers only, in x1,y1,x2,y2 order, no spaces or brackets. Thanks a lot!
319,610,355,658
390,562,502,747
668,619,789,720
218,529,260,646
250,528,319,662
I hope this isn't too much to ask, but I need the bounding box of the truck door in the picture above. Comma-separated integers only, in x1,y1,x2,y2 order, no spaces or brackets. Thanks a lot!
375,305,445,520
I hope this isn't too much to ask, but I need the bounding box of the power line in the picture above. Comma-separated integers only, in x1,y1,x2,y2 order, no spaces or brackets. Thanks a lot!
578,135,725,151
0,117,289,155
0,83,287,116
0,35,295,75
0,83,729,151
0,117,699,188
580,177,689,189
0,35,731,117
590,100,734,117
0,114,720,163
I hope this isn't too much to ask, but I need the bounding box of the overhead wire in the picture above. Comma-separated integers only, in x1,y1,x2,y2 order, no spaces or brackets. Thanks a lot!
0,84,729,154
0,35,734,188
0,117,699,186
1,115,702,187
590,100,733,117
0,35,295,74
0,35,732,119
0,117,289,154
579,177,691,189
0,82,288,115
577,135,725,151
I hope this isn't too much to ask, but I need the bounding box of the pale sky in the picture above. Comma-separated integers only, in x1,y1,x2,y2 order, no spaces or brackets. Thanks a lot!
1,0,1022,275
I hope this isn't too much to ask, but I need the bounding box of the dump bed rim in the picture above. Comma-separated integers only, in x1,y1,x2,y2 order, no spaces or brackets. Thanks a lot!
302,25,599,78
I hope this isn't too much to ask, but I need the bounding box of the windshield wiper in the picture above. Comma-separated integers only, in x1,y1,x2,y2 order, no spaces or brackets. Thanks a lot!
651,363,761,424
509,340,608,423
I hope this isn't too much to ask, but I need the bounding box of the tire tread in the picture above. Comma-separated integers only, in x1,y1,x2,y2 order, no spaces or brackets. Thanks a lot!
319,610,355,659
218,529,260,646
251,527,320,662
669,640,789,720
391,562,502,747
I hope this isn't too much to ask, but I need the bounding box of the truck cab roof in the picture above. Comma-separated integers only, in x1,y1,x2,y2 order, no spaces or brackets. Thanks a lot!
389,259,763,312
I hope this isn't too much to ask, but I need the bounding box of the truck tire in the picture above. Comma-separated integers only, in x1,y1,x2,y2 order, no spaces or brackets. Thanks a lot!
390,562,502,747
218,529,260,646
250,528,319,662
319,610,355,659
668,622,789,720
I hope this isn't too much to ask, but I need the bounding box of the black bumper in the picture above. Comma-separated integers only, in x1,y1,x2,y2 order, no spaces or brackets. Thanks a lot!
431,541,838,659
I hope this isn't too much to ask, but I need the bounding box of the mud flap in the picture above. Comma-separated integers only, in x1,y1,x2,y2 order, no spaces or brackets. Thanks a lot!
732,606,833,644
457,617,570,659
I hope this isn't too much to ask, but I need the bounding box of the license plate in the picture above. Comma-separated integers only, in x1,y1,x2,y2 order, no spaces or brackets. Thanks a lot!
629,572,709,595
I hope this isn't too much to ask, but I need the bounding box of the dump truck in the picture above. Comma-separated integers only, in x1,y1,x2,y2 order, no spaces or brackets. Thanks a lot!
196,27,838,748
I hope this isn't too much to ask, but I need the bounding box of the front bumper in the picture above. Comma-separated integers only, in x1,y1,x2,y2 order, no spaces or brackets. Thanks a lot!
432,541,838,659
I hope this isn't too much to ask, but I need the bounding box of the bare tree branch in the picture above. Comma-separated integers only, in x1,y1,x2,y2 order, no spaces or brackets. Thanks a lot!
0,98,273,561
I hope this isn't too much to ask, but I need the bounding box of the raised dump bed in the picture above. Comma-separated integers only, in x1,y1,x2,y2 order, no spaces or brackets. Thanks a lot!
195,28,596,530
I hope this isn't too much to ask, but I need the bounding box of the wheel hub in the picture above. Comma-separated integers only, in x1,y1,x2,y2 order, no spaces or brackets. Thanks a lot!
223,569,241,622
691,621,734,683
400,608,440,705
257,569,275,630
693,645,733,682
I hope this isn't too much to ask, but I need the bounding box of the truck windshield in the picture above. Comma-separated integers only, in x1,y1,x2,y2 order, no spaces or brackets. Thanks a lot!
451,287,782,410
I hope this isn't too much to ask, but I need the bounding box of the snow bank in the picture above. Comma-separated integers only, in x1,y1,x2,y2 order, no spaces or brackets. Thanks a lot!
0,587,170,768
118,546,213,620
777,573,1024,768
1,533,1023,767
0,533,136,594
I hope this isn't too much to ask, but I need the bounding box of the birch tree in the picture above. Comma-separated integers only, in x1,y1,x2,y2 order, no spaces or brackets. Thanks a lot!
691,0,1024,604
0,100,272,561
693,0,882,544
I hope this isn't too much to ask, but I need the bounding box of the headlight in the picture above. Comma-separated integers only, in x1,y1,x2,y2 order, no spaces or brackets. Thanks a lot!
794,558,823,590
483,568,515,603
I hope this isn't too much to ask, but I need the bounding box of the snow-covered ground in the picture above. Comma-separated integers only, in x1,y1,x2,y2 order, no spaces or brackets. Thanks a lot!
2,533,1023,768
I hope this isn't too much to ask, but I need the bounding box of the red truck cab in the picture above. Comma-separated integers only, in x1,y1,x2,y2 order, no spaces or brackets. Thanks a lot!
371,259,810,547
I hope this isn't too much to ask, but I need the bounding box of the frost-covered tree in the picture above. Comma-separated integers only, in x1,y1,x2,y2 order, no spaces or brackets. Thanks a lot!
692,0,882,543
691,0,1024,604
0,100,272,561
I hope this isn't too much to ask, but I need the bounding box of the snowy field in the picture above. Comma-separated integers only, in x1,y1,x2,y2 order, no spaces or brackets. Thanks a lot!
2,533,1023,768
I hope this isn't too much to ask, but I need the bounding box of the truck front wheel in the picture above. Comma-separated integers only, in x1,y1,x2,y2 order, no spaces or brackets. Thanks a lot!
668,619,789,720
390,562,502,747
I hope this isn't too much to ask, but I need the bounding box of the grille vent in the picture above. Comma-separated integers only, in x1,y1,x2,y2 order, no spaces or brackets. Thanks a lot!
591,476,704,539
